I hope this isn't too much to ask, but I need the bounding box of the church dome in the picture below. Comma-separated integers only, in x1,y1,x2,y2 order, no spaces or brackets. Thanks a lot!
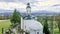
24,20,43,31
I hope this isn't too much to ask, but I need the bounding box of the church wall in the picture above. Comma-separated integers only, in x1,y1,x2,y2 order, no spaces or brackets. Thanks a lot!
21,17,43,34
30,30,36,34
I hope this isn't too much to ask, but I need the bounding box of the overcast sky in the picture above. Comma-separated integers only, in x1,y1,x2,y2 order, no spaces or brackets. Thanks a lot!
0,0,60,12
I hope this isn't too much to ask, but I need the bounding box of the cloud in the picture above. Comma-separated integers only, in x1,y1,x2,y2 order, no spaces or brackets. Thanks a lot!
0,0,43,3
0,2,26,10
52,4,60,7
0,0,18,2
0,0,60,12
44,5,60,12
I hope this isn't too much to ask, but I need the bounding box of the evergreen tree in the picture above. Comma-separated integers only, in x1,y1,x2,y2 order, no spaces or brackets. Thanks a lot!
43,17,50,34
10,9,21,25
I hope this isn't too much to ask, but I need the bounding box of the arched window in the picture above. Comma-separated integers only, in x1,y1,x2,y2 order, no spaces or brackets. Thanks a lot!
37,32,39,34
25,32,29,34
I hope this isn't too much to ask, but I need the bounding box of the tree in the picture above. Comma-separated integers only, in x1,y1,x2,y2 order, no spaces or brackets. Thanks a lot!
57,15,60,32
58,21,60,32
10,9,21,25
43,17,50,34
37,16,50,34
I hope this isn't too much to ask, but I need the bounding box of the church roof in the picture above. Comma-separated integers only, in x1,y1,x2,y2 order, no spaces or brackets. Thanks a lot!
23,15,35,20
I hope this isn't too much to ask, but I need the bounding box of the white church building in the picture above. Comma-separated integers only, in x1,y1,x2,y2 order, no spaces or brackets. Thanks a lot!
21,3,43,34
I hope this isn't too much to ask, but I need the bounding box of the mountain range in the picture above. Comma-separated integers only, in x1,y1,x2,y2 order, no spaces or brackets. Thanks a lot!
0,10,60,16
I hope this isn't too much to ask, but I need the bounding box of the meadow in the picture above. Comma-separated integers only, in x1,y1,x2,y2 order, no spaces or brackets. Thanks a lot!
0,20,11,34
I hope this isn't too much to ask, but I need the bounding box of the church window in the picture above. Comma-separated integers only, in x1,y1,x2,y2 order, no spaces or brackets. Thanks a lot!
25,32,29,34
37,32,39,34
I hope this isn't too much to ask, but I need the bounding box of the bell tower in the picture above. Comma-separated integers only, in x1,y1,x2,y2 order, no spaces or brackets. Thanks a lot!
26,3,31,16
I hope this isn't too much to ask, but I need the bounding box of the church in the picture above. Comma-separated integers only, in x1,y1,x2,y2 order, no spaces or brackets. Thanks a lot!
21,3,43,34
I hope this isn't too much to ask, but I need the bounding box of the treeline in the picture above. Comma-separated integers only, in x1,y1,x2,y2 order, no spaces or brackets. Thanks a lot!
0,15,12,20
37,15,60,34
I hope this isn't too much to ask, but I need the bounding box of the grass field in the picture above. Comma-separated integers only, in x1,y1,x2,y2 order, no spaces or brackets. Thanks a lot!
54,28,60,34
0,20,11,34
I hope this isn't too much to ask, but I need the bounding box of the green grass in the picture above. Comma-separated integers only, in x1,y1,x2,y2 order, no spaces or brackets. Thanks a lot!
0,20,11,34
54,28,60,34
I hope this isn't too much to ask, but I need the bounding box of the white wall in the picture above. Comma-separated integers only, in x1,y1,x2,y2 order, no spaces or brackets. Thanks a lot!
21,17,43,34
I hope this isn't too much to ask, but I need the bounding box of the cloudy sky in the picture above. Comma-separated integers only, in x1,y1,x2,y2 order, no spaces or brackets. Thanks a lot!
0,0,60,12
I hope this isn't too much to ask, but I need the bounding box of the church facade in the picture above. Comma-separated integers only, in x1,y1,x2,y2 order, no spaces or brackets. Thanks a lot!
21,3,43,34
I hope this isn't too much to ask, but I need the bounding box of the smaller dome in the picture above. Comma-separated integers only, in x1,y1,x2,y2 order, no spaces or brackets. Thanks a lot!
27,3,30,5
26,3,31,8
